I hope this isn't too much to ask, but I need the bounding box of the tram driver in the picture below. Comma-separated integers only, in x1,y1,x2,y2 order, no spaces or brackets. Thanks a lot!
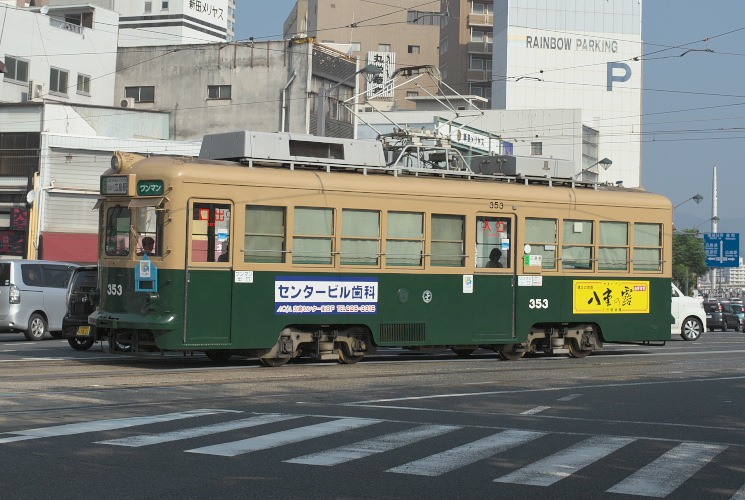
486,248,504,268
138,236,155,256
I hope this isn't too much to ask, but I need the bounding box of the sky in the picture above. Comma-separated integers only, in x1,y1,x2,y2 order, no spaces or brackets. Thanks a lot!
235,1,745,244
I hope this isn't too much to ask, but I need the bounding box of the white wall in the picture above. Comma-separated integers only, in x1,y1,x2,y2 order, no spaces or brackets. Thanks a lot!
0,5,119,106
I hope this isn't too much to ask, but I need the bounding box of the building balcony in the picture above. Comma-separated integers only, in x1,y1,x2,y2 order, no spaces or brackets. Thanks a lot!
467,69,491,82
467,42,493,54
468,13,493,27
49,17,84,35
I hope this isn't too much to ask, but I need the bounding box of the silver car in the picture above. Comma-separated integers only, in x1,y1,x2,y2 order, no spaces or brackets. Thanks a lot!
0,260,78,340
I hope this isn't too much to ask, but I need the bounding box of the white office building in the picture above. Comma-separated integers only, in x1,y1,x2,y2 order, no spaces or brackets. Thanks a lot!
492,0,642,186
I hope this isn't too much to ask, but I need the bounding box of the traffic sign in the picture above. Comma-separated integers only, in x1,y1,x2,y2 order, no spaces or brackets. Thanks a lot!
703,233,740,267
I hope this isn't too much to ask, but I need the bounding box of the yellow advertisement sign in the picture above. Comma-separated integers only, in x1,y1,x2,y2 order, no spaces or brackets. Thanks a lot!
573,280,650,314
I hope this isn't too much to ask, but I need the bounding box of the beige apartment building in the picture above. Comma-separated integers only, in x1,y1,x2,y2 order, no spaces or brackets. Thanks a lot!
283,0,441,110
439,0,494,105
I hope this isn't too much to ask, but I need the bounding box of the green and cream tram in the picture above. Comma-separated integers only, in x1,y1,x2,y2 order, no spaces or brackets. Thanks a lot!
90,131,673,365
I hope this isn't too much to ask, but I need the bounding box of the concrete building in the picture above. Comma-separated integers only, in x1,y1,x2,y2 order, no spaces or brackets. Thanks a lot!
115,40,360,140
0,102,199,261
437,1,642,186
0,3,118,105
283,0,441,110
31,0,233,45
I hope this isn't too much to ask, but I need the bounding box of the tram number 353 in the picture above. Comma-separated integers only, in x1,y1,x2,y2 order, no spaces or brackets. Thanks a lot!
528,298,549,309
107,284,123,296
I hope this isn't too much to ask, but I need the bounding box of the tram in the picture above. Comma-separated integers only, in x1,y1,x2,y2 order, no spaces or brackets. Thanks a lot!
90,130,673,365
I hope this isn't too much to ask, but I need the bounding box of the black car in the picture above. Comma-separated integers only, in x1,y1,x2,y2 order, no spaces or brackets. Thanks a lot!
62,265,98,350
702,300,741,332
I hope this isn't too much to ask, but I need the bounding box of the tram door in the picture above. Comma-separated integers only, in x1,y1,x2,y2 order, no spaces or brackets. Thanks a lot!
474,214,517,341
184,200,233,344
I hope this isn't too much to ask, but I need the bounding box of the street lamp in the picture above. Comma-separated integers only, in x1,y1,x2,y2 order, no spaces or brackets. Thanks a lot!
574,157,612,179
673,193,704,212
317,64,382,137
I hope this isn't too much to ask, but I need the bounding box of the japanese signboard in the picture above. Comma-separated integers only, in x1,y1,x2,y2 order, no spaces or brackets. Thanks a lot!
186,0,227,22
275,277,378,315
366,51,395,98
703,233,740,268
573,280,650,314
436,120,501,154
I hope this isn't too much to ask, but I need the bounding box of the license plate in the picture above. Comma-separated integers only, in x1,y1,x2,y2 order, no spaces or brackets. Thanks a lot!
706,314,712,318
78,326,90,336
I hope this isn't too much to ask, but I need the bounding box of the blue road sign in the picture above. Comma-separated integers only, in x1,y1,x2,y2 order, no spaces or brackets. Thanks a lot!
703,233,740,267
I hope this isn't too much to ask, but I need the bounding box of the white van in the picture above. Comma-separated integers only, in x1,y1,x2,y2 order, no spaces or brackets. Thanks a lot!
671,283,706,341
0,260,78,340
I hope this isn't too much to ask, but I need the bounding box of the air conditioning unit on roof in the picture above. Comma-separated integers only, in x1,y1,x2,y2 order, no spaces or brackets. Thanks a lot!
120,97,135,108
27,80,44,101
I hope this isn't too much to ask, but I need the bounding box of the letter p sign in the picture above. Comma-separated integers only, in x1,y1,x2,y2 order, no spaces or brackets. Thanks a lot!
607,62,631,91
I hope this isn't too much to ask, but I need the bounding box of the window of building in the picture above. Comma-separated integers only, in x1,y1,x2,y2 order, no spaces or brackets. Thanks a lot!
162,1,169,9
378,44,391,52
341,209,380,266
525,218,557,269
562,220,593,270
386,211,423,267
407,10,439,25
531,142,543,155
471,30,493,43
125,86,155,103
469,56,492,71
634,223,662,271
49,67,69,95
406,91,419,97
408,45,421,54
76,74,91,95
472,3,493,14
65,12,93,28
599,222,628,271
4,56,29,83
207,85,232,100
244,206,286,263
293,207,334,265
144,1,152,13
431,214,465,267
351,42,361,52
439,37,448,54
476,217,511,268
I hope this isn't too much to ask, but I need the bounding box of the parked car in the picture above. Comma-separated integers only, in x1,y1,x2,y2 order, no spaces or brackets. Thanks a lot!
702,299,741,332
0,260,78,340
62,265,97,350
671,284,706,341
62,266,131,352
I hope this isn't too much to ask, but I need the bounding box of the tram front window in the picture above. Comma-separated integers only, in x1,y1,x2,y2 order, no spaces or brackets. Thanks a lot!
136,206,163,257
105,206,131,256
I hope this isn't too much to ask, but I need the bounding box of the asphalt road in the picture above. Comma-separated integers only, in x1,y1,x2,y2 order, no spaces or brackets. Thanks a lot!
0,331,744,500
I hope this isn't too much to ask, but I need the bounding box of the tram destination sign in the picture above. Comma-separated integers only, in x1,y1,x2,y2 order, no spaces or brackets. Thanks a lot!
703,233,740,267
101,174,135,196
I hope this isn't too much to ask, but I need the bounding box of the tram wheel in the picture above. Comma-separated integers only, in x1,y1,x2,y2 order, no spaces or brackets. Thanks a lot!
452,348,476,357
498,344,524,361
205,350,233,363
68,337,95,351
567,339,592,358
260,356,290,367
337,344,364,364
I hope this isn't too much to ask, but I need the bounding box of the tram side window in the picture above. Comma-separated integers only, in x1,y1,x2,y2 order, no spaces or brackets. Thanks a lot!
293,207,334,265
191,203,231,262
525,218,557,269
634,223,663,271
244,205,286,263
136,206,162,257
431,214,465,267
341,209,380,265
599,221,628,271
476,216,511,268
386,211,424,266
105,206,131,256
562,220,593,269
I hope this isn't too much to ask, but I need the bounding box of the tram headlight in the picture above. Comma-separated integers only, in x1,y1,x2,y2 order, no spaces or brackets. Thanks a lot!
110,154,120,172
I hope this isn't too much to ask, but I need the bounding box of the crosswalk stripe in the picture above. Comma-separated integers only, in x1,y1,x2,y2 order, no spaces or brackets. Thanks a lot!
494,435,636,486
387,429,546,477
185,418,382,457
96,413,301,447
285,424,460,466
0,409,238,444
606,442,727,497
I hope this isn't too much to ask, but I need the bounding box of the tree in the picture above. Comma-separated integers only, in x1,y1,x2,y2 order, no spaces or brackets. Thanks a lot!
672,231,708,295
